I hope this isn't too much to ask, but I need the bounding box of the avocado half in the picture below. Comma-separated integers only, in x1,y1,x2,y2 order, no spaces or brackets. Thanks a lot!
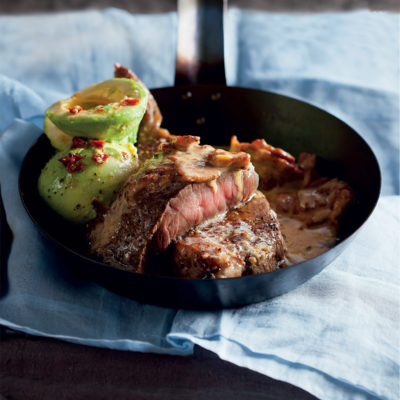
38,142,138,224
45,78,148,142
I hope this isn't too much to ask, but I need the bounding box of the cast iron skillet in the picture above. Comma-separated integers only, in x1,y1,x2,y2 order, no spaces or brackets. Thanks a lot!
18,0,380,309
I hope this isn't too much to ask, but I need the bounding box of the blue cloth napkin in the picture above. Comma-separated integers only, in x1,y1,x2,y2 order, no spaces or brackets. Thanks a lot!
0,8,399,400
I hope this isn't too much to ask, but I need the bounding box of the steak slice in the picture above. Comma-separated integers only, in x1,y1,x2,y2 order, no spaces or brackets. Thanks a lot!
174,191,286,279
88,138,259,273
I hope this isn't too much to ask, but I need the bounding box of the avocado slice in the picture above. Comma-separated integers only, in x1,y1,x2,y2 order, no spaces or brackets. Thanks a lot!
45,78,148,143
38,141,138,224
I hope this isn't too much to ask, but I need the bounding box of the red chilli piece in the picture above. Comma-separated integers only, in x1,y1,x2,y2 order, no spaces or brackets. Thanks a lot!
66,161,85,173
69,106,83,114
89,140,106,150
120,98,140,106
58,153,85,173
71,137,87,149
58,155,72,167
92,152,109,164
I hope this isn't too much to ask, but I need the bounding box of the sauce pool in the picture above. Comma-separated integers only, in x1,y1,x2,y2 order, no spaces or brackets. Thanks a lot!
261,186,338,266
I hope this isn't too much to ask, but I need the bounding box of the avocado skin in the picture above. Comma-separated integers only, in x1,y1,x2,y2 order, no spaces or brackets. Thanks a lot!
45,78,148,143
38,143,138,224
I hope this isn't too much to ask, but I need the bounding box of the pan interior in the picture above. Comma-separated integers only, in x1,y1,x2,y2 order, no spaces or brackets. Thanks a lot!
18,85,381,307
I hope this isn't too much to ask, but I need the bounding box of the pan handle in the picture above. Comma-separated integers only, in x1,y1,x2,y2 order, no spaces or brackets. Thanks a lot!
175,0,227,85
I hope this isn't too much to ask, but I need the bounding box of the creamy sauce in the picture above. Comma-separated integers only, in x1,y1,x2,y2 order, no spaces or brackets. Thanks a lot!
277,216,336,265
262,186,338,265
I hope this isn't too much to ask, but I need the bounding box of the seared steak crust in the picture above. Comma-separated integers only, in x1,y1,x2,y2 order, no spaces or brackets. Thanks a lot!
174,192,286,279
88,162,185,272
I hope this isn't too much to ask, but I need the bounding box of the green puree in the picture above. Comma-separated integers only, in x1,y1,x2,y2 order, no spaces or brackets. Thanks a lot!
38,142,138,224
45,78,148,143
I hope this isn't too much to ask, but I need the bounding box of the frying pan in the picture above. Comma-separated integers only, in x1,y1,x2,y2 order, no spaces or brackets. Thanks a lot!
18,0,380,309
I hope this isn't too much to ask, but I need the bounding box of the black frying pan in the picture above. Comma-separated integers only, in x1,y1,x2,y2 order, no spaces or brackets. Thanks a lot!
18,0,380,309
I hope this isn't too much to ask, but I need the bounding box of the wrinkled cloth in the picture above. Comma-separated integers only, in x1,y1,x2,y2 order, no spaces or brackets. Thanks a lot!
0,8,399,400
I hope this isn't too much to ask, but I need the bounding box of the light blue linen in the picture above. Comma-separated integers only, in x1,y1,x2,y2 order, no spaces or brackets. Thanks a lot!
0,8,399,400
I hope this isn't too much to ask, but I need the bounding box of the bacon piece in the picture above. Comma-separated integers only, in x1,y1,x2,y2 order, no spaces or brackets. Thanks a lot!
231,136,353,227
230,136,316,190
267,178,353,227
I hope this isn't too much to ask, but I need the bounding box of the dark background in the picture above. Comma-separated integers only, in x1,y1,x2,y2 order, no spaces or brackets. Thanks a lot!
0,0,399,14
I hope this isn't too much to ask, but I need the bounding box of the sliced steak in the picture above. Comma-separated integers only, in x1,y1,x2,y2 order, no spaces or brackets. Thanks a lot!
174,191,287,279
88,138,259,273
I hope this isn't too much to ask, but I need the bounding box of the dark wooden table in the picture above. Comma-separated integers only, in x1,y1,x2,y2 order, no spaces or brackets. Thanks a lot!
0,326,318,400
